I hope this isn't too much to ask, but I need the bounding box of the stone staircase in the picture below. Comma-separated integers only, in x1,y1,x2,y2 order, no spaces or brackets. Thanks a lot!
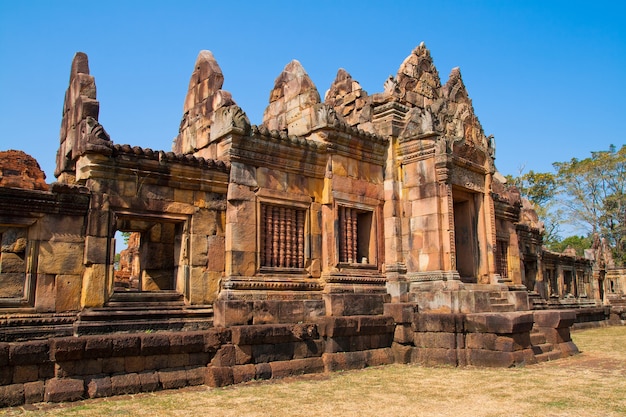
529,329,562,362
488,291,515,312
74,291,213,335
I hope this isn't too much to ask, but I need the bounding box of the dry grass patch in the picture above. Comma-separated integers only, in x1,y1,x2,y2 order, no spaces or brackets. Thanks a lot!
2,326,625,417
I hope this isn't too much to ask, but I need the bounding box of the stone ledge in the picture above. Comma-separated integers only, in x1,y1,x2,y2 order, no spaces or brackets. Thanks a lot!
464,312,534,334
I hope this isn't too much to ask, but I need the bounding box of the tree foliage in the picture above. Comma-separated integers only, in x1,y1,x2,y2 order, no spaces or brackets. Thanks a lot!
549,235,593,257
552,145,626,265
505,170,557,207
505,169,561,247
507,145,626,265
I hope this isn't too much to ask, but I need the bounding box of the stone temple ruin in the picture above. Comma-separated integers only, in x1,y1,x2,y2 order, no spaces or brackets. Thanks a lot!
1,44,625,405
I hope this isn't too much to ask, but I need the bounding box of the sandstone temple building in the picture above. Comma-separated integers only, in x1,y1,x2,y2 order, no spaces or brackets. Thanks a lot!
0,44,624,405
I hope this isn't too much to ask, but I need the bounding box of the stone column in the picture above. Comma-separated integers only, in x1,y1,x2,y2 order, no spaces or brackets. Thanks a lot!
81,191,111,308
224,162,258,278
373,102,408,300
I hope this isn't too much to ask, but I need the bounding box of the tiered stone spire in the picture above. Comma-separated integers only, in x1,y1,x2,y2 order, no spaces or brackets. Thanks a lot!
262,60,321,136
173,50,236,154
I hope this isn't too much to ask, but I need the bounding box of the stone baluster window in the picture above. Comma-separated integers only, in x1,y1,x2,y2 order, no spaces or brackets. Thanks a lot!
338,206,374,265
260,204,305,268
495,239,508,279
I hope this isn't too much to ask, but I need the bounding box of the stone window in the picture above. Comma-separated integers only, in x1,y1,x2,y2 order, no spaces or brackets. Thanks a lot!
0,227,32,304
338,206,375,265
495,239,508,279
260,204,305,269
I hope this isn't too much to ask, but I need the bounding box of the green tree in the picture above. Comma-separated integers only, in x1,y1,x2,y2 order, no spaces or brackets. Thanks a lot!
505,169,561,247
553,145,626,265
549,235,593,257
506,170,557,207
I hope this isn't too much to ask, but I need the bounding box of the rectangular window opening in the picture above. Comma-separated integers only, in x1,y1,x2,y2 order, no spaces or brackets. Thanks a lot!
260,204,306,269
495,239,508,279
338,206,375,265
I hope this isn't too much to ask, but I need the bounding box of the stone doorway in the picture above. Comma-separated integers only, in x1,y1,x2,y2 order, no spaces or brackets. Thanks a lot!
453,189,480,282
113,216,187,293
524,261,538,292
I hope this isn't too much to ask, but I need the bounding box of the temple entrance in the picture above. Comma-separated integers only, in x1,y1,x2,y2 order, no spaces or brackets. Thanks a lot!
113,216,187,293
524,261,537,292
453,189,480,282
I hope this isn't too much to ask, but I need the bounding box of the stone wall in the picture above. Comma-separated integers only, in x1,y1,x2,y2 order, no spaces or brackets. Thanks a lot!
0,308,580,407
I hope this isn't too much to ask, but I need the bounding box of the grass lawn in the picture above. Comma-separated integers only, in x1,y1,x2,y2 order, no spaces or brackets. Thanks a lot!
2,325,625,417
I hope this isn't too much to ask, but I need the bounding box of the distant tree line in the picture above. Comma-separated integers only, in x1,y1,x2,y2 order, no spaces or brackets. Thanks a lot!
506,145,626,266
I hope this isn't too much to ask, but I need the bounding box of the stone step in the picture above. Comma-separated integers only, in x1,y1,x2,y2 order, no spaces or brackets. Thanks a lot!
531,342,554,355
490,303,515,312
489,297,509,305
74,317,212,335
535,349,563,363
107,291,184,304
77,306,213,322
530,331,547,345
105,301,186,308
74,291,213,335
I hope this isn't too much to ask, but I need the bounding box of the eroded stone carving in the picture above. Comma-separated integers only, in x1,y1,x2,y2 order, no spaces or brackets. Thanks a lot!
0,150,48,191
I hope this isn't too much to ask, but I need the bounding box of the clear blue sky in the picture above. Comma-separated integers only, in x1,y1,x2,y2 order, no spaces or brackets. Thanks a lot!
1,0,625,182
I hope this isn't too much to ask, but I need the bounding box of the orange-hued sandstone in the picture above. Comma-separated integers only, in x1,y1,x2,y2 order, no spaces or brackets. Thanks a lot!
0,44,623,406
